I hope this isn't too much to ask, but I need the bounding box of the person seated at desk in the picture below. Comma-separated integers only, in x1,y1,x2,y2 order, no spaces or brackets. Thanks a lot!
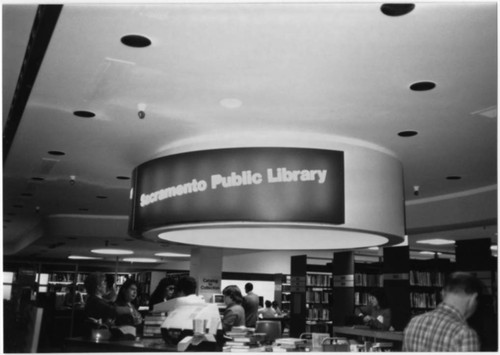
222,285,246,332
83,272,117,327
259,300,277,318
149,277,176,310
354,289,392,331
272,301,283,316
153,276,204,313
114,278,143,328
64,284,84,308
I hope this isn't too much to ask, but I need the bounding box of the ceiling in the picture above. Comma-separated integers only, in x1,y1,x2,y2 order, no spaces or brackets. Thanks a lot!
2,2,497,266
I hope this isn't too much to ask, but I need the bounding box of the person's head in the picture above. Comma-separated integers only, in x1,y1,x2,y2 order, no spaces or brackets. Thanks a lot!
223,285,243,305
368,289,389,309
154,277,176,300
176,276,197,297
84,272,107,297
272,301,279,309
116,278,139,304
265,300,272,308
245,282,253,293
442,271,483,319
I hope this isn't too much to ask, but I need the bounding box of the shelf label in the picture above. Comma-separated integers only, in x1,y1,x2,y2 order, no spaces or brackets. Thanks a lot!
333,274,354,287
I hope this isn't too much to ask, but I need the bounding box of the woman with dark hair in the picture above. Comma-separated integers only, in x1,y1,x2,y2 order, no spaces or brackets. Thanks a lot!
354,289,392,330
114,279,143,327
222,285,246,332
149,277,176,310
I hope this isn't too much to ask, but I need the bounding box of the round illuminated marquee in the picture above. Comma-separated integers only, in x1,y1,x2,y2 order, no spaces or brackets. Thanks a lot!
130,146,405,250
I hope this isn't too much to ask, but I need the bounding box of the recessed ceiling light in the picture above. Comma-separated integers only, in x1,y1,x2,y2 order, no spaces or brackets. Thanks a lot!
410,81,436,91
91,248,134,255
68,255,103,260
73,110,95,118
12,204,24,208
220,98,243,109
48,151,65,156
416,239,455,245
78,208,89,211
419,251,442,255
21,193,33,197
380,3,415,16
154,252,190,258
398,131,418,137
123,257,159,263
368,246,379,250
96,195,108,199
116,176,131,180
31,177,45,181
446,176,462,180
121,34,152,48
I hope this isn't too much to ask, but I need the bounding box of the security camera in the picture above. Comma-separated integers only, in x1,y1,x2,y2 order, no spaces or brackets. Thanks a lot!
138,103,146,119
413,185,419,196
70,175,76,185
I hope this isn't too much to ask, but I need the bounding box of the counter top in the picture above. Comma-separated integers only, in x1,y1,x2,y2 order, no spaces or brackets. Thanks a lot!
332,326,404,342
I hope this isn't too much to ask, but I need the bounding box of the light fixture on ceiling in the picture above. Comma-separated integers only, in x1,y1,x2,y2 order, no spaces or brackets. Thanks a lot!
73,110,95,118
91,240,133,255
121,34,152,48
416,239,455,245
491,245,497,251
410,81,436,91
123,257,159,263
155,252,190,258
380,3,415,16
419,251,442,255
68,255,103,260
368,246,379,250
398,131,418,137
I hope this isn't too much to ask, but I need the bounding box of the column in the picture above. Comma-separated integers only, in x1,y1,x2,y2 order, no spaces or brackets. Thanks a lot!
189,247,223,302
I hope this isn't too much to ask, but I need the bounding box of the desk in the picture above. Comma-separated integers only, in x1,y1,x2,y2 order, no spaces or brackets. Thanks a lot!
332,326,403,342
64,336,178,352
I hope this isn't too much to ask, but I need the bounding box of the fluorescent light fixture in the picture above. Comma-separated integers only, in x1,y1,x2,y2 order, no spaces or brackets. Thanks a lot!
419,251,442,255
158,225,393,250
154,252,190,258
3,272,14,283
416,239,454,245
368,247,379,250
90,248,134,255
491,245,497,251
123,257,159,263
68,255,103,260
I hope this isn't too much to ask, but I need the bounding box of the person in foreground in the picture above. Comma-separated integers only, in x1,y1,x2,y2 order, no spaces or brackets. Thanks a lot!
243,282,260,327
222,285,246,332
84,272,117,326
403,271,482,352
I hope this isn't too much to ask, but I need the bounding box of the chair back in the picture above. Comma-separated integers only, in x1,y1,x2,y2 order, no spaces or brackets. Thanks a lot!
255,320,282,344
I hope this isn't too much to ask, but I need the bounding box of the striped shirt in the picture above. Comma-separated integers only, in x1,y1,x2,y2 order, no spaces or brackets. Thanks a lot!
403,302,480,352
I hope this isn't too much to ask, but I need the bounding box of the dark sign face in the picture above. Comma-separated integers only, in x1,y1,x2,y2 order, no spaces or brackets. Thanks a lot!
129,148,344,235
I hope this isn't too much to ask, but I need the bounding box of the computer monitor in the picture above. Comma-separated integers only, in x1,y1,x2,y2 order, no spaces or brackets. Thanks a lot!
211,294,224,304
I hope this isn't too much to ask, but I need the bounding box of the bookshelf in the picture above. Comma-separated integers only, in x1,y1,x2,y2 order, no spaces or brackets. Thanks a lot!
290,255,333,336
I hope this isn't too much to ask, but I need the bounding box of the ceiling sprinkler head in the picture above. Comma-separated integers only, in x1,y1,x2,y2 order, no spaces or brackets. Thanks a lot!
413,185,420,196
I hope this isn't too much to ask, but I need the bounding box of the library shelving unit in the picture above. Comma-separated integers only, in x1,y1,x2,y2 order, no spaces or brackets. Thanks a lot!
273,274,291,314
289,255,333,337
354,262,383,307
408,258,450,315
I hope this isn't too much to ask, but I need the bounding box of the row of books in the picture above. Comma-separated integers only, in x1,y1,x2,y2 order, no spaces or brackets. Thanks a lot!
354,273,383,287
354,292,376,306
305,290,329,304
306,307,330,320
410,292,437,308
143,314,167,337
306,274,332,287
409,271,445,286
